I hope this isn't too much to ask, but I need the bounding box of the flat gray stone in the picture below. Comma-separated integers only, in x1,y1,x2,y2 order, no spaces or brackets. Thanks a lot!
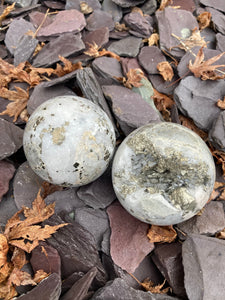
111,0,145,8
14,34,38,66
206,7,225,35
0,161,15,201
108,36,142,57
140,0,157,15
0,118,23,160
86,10,115,32
92,57,123,82
0,182,18,227
29,11,52,28
5,0,38,8
174,76,224,131
200,0,225,13
33,33,85,67
209,111,225,151
149,74,179,95
124,12,153,38
5,18,35,55
200,27,216,49
102,85,161,135
74,207,109,250
102,0,123,22
65,0,101,11
178,201,225,236
156,7,199,58
216,33,225,52
182,234,225,300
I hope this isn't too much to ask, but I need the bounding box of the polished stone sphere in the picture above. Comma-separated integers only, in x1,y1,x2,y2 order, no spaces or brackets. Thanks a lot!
23,96,116,187
112,123,215,225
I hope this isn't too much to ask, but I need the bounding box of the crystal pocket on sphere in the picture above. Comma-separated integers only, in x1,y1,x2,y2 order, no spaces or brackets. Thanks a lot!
23,96,116,187
112,123,216,225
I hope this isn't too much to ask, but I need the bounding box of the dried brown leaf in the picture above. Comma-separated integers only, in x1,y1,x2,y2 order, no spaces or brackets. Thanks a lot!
189,46,225,80
158,0,173,11
0,235,8,268
126,68,145,88
80,1,93,14
179,115,208,141
0,281,17,300
8,268,37,287
131,7,143,15
33,269,49,283
11,247,26,270
147,225,177,243
212,149,225,177
216,228,225,239
142,278,170,294
143,33,159,46
152,89,174,121
217,97,225,109
53,56,83,77
84,42,120,61
41,181,63,199
197,12,211,30
172,29,207,52
0,3,15,26
114,22,129,32
157,61,174,81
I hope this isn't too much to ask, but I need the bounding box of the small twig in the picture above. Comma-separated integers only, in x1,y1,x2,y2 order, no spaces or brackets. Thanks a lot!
33,8,50,38
171,33,197,58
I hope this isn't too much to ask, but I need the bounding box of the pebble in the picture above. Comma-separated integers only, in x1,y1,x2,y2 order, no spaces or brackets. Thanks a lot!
123,12,153,38
108,36,142,57
86,10,115,32
0,160,15,201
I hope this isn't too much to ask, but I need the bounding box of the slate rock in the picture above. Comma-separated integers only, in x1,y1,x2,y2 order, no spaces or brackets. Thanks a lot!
0,160,15,201
200,27,216,49
107,202,154,273
83,27,109,48
45,188,85,215
182,234,225,300
209,110,225,151
77,170,116,209
178,201,225,236
14,34,38,66
31,242,61,276
74,207,109,250
61,271,85,294
177,47,225,79
138,46,167,75
37,9,86,38
0,45,7,59
86,10,115,32
200,0,225,13
206,7,225,35
111,0,145,8
156,7,199,58
120,57,141,75
92,57,123,82
91,278,179,300
65,0,101,11
5,0,38,8
140,0,157,15
5,18,35,55
16,273,61,300
174,76,224,131
29,11,52,28
43,0,65,9
152,243,186,298
123,12,153,38
13,161,43,209
32,33,85,67
108,36,142,57
27,82,75,115
0,182,18,227
102,0,123,23
216,33,225,52
149,73,179,95
0,118,23,160
44,214,107,287
102,85,161,135
172,0,196,12
61,267,97,300
101,228,111,255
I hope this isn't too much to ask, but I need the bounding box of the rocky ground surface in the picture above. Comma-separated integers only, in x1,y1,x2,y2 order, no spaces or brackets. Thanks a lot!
1,0,225,299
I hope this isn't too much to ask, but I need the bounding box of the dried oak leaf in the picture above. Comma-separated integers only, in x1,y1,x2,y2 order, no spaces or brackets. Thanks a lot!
143,33,159,46
147,225,177,243
189,47,225,80
84,42,120,61
197,12,211,30
157,61,174,81
8,268,37,287
217,97,225,109
0,3,15,26
179,115,208,141
40,181,63,199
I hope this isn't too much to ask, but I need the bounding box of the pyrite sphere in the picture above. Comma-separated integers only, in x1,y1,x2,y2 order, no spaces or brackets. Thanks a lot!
23,96,116,187
112,123,215,225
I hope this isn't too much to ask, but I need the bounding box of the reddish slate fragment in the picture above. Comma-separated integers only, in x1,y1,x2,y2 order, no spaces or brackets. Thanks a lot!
138,46,167,75
65,0,101,11
102,85,161,135
29,11,53,28
0,119,23,160
200,0,225,13
107,202,154,273
37,9,86,38
123,12,153,38
83,27,109,48
31,242,61,276
86,10,115,32
156,7,199,58
108,36,142,57
0,161,15,201
120,57,141,75
172,0,196,12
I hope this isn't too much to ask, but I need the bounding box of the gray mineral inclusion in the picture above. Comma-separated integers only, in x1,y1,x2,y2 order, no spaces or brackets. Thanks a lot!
112,123,215,225
23,96,116,187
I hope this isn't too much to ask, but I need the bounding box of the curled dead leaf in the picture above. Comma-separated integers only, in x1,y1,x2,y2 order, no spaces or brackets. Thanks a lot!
147,225,177,243
217,97,225,110
211,149,225,177
152,89,174,121
114,22,129,32
0,235,8,268
115,68,145,89
179,115,208,141
197,12,211,30
172,29,207,52
143,33,159,46
84,42,120,61
157,61,174,81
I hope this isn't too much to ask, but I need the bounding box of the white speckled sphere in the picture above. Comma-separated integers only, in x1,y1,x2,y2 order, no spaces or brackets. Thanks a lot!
23,96,116,187
112,123,215,225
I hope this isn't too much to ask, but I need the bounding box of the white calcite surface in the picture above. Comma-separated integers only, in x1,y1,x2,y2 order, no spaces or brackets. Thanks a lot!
23,96,116,187
112,123,215,225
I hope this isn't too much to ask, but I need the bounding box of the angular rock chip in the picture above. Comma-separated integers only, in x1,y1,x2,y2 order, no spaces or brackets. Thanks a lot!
108,36,142,57
200,28,216,50
206,7,225,35
120,57,141,75
86,10,115,32
111,0,145,8
65,0,101,11
37,9,86,38
178,201,225,236
138,46,167,75
13,161,43,209
0,182,18,227
31,242,61,276
16,273,61,300
83,27,109,48
32,33,85,67
6,0,37,8
14,34,38,66
149,73,179,95
124,12,153,38
140,0,157,15
74,207,109,250
182,234,225,300
0,119,23,160
209,111,225,151
152,243,186,298
92,57,123,82
173,76,224,131
0,161,15,201
107,202,154,273
44,214,107,287
156,7,199,58
172,0,196,12
200,0,225,13
91,278,179,300
102,85,161,135
29,11,52,28
216,33,225,52
102,0,123,23
61,267,97,300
